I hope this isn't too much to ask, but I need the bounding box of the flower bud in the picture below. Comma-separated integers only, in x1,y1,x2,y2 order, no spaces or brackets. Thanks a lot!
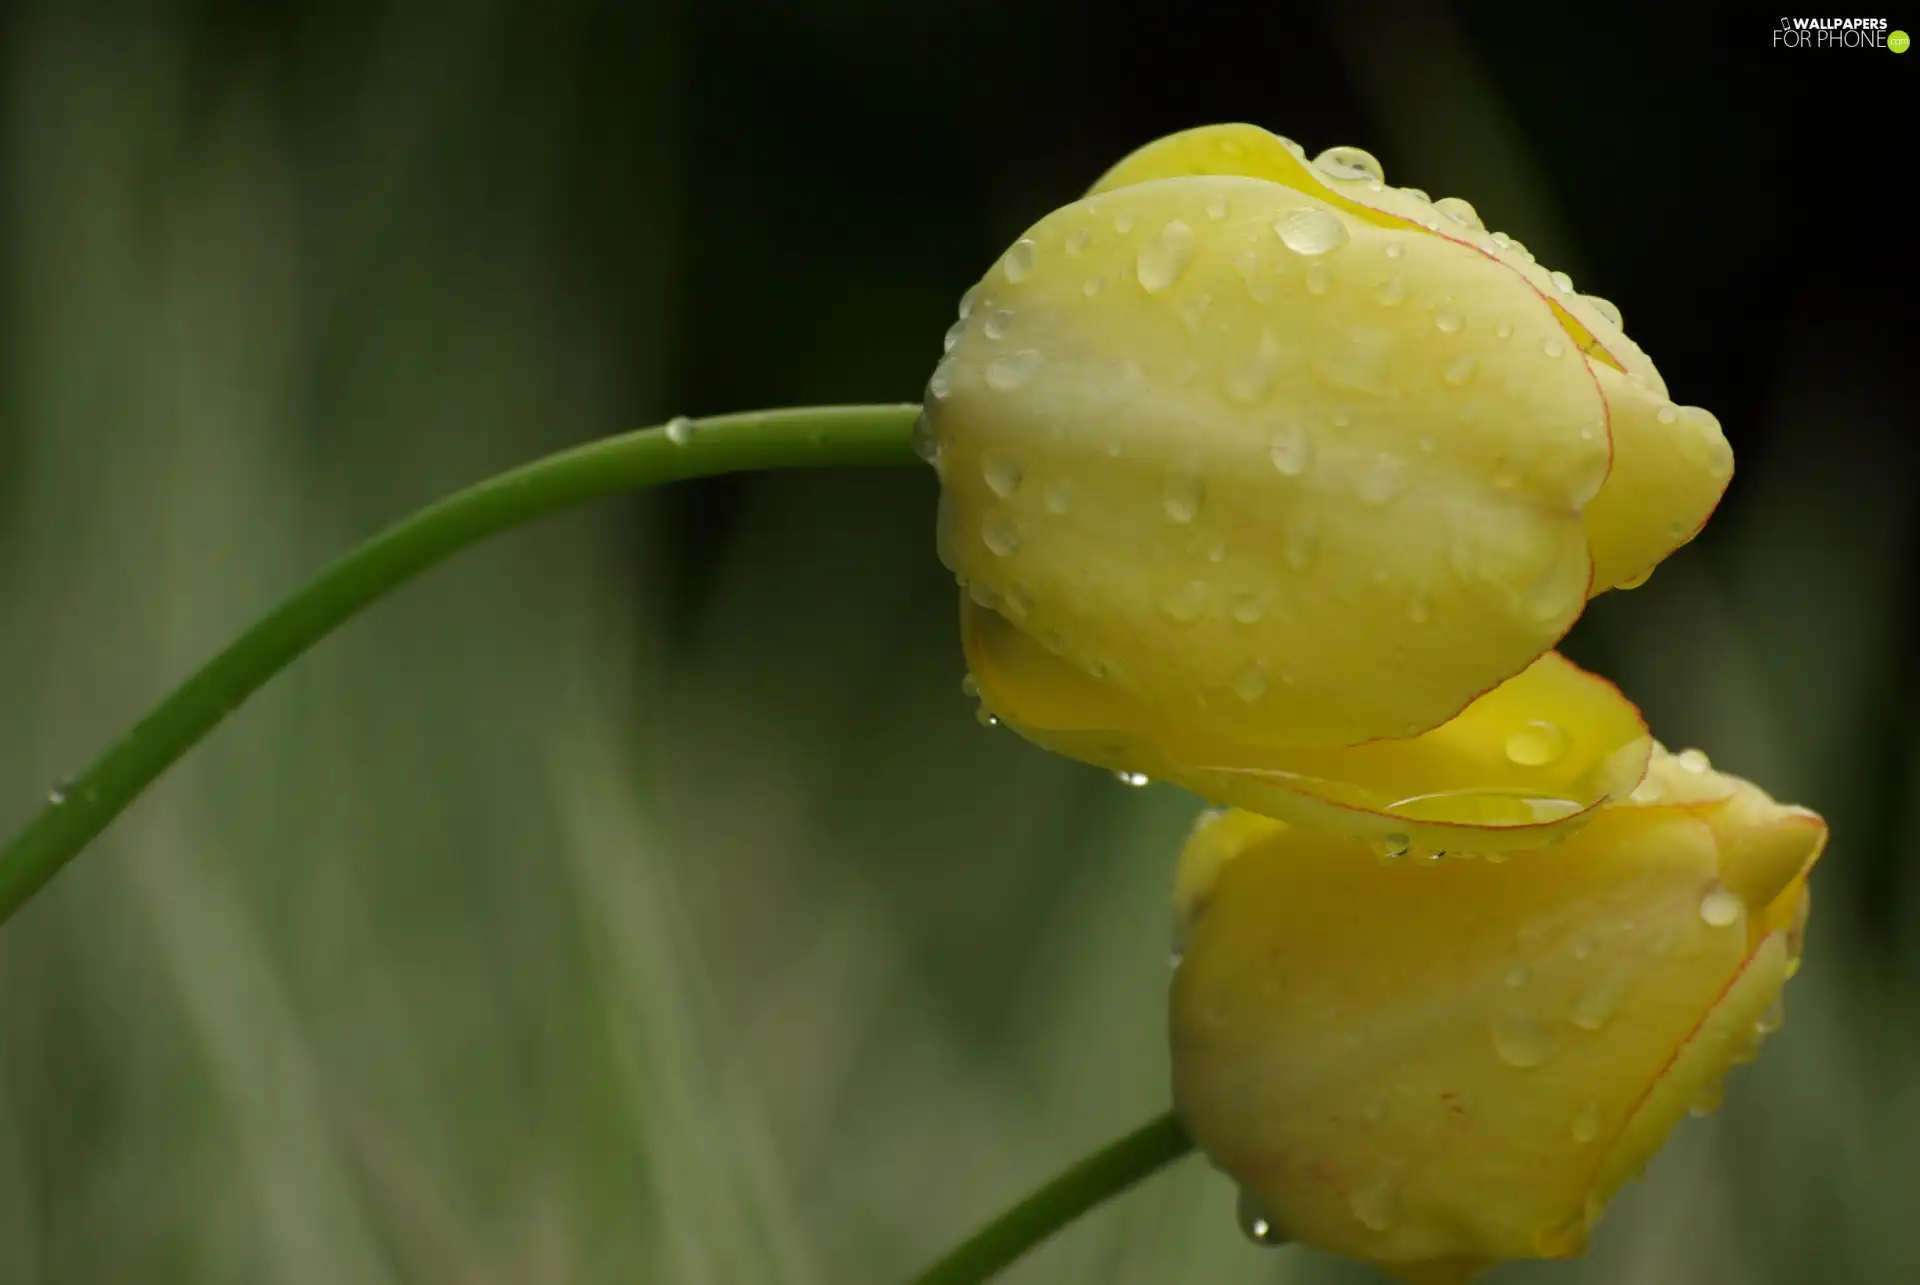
927,125,1730,850
1169,745,1825,1282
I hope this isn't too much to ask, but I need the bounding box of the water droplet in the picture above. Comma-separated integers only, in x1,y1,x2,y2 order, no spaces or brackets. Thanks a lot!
1268,424,1314,476
1231,592,1272,624
664,415,695,445
1331,407,1353,429
911,413,940,465
1756,996,1785,1035
1083,276,1105,297
1284,514,1318,569
1066,227,1092,257
1313,145,1385,183
1003,238,1037,283
1110,208,1137,233
1205,194,1228,221
1509,239,1534,263
1434,309,1464,335
975,705,999,727
982,308,1013,340
1504,720,1568,767
981,453,1022,498
1572,1102,1602,1144
1378,832,1412,859
1305,262,1329,294
1175,291,1212,332
1206,541,1226,564
1163,472,1204,523
982,512,1021,556
957,285,983,319
1234,661,1269,703
1356,454,1406,505
1401,187,1430,203
928,360,954,400
1274,207,1350,256
1699,884,1743,928
1677,747,1711,774
1549,270,1574,294
1161,579,1209,622
1237,1190,1287,1247
1043,478,1074,515
1495,321,1513,340
960,673,979,698
985,349,1043,392
1570,973,1623,1031
943,319,967,352
1656,405,1679,426
1225,331,1282,404
1504,965,1531,989
1384,242,1406,260
1373,274,1406,306
1541,335,1566,359
48,780,72,806
1443,354,1478,386
1688,1080,1724,1118
1619,567,1653,590
1348,1175,1398,1232
1434,196,1483,229
1491,1012,1555,1067
1585,294,1622,328
1115,770,1150,787
1408,591,1431,623
1137,219,1197,292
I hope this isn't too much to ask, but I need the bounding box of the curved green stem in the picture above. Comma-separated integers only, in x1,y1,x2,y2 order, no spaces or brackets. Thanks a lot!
910,1111,1194,1285
0,404,922,925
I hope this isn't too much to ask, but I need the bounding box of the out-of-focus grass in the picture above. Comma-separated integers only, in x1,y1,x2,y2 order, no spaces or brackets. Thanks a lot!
1,4,1915,1284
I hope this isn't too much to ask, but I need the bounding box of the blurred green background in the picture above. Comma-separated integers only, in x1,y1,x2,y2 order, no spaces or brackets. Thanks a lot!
0,2,1913,1282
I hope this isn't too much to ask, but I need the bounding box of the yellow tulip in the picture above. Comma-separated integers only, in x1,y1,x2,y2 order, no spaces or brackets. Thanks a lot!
922,124,1731,851
1169,744,1826,1283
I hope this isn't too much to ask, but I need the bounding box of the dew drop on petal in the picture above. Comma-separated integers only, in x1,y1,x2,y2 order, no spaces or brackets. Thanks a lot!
1678,747,1711,773
1357,454,1406,505
1495,321,1513,340
1305,262,1330,295
983,453,1022,498
911,413,940,464
1504,720,1568,767
1384,241,1406,260
1284,514,1318,569
1491,1012,1555,1067
1401,187,1430,203
1348,1176,1398,1232
1043,477,1075,515
1163,472,1204,523
1656,405,1679,426
1689,1080,1725,1118
1235,661,1269,703
1756,996,1785,1036
1541,336,1566,359
981,512,1021,556
1237,1190,1287,1247
1572,1102,1602,1144
1377,832,1412,859
1268,423,1313,476
1137,219,1197,293
1435,309,1464,334
1114,209,1137,233
1205,194,1229,221
1504,965,1531,989
1699,884,1743,928
982,308,1013,339
1003,238,1037,283
1373,275,1406,306
985,349,1043,392
1313,145,1385,183
1585,294,1623,328
1065,227,1092,257
960,673,979,698
664,415,695,445
1161,579,1209,622
1115,770,1150,787
1443,354,1478,386
1232,591,1272,624
1083,276,1105,297
1274,208,1350,256
1434,196,1483,229
943,319,967,352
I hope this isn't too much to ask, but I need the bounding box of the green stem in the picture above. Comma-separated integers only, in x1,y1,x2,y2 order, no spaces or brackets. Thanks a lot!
0,404,922,925
910,1111,1194,1285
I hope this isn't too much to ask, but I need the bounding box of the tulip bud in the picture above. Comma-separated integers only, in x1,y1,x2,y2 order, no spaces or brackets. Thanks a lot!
1169,745,1825,1282
926,124,1731,851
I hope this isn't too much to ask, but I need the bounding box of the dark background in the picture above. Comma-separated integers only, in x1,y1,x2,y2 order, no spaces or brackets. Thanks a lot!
0,2,1913,1282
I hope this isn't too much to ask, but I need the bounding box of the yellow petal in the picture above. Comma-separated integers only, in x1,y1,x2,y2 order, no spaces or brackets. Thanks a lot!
1582,363,1733,593
1171,782,1818,1275
966,597,1649,853
932,170,1612,750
